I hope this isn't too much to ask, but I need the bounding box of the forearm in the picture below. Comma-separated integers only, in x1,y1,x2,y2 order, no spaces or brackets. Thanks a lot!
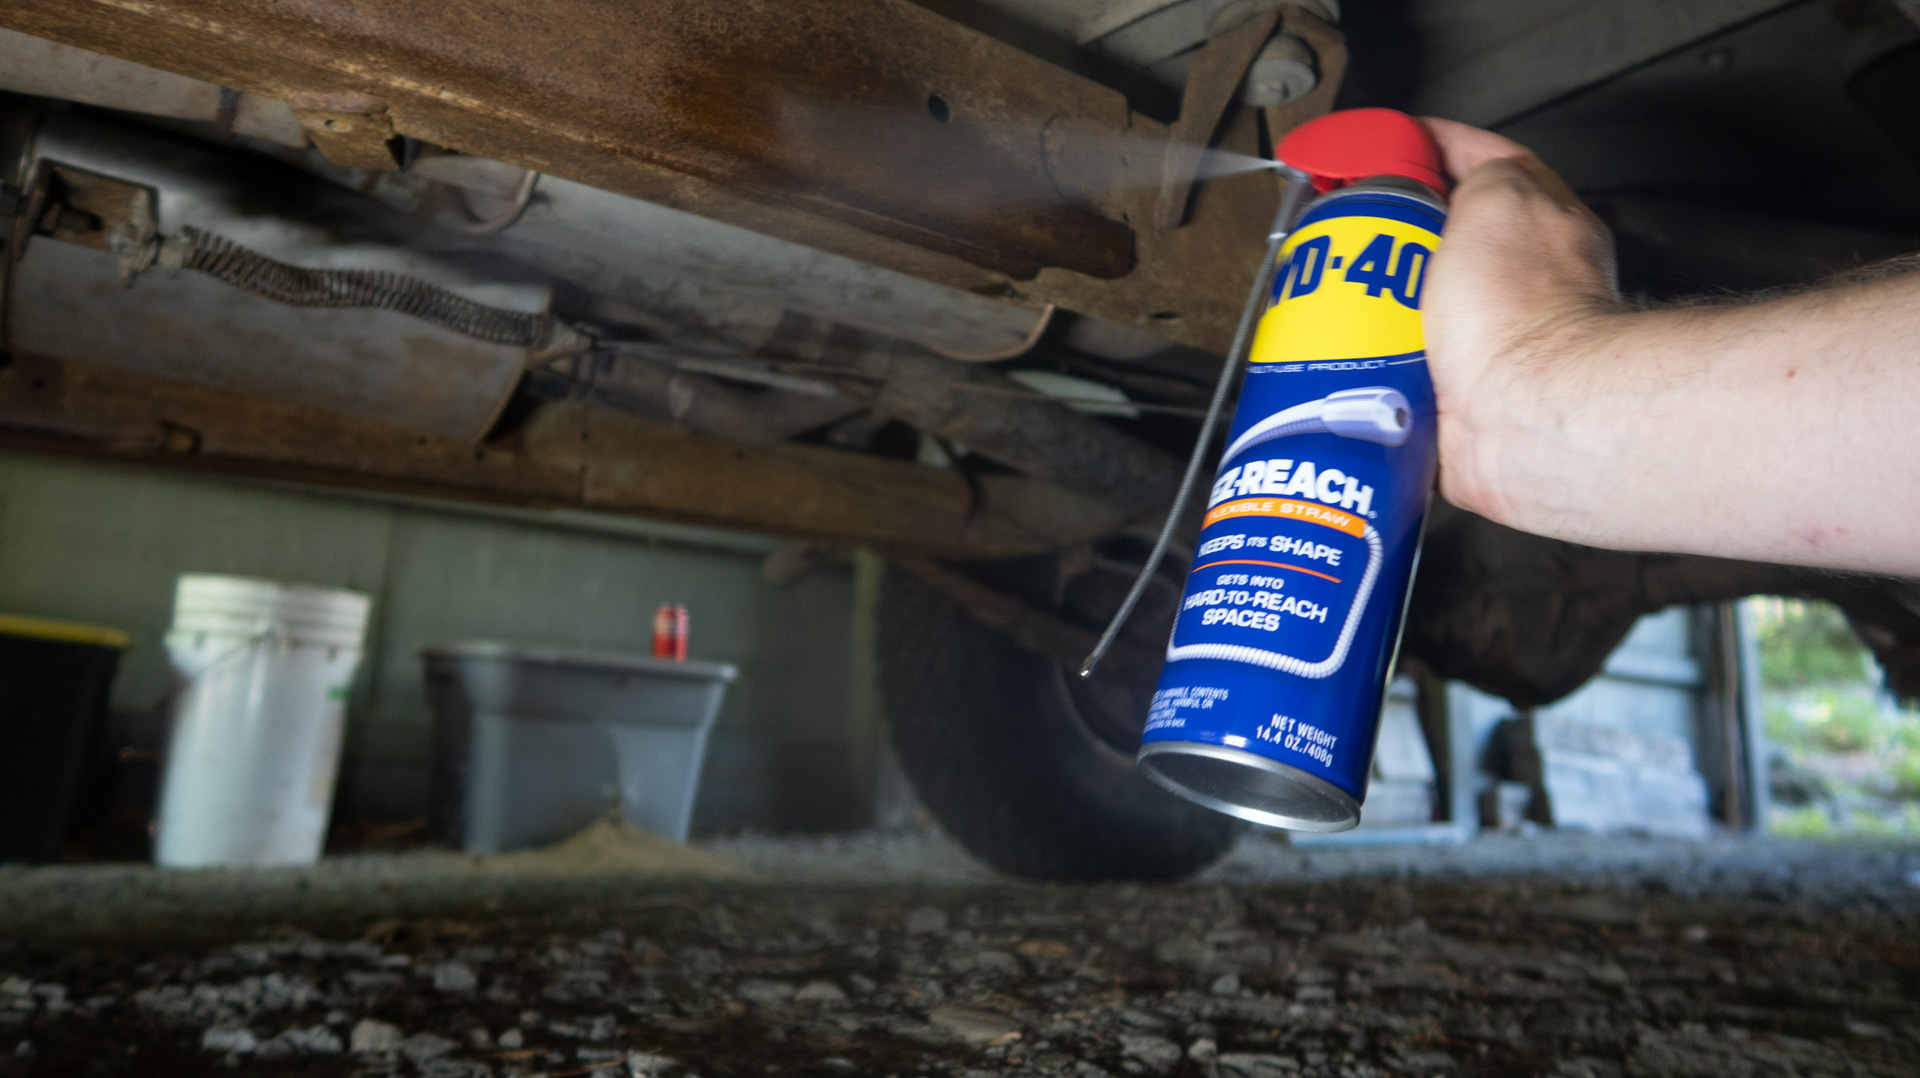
1459,266,1920,575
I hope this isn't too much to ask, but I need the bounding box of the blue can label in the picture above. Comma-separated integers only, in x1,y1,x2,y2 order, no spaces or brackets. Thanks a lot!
1142,189,1443,807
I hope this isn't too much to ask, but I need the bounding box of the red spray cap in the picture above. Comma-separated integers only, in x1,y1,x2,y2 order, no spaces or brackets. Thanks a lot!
1275,108,1447,195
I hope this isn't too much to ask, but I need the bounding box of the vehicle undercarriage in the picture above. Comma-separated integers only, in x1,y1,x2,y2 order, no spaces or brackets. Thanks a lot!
3,0,1919,878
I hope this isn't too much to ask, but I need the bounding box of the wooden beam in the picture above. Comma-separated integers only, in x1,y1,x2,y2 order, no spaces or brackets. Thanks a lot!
0,352,1125,558
0,0,1281,352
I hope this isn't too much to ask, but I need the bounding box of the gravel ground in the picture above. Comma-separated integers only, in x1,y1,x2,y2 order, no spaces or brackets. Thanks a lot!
718,830,1920,907
1,832,1917,1077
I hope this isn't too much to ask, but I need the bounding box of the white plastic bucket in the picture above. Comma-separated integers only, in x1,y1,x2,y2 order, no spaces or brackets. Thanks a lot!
153,574,371,868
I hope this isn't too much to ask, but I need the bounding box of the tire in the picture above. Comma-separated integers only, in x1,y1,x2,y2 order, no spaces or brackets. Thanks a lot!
878,560,1244,881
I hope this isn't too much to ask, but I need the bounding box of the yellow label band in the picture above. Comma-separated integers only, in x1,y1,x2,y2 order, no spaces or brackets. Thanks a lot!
1249,213,1441,364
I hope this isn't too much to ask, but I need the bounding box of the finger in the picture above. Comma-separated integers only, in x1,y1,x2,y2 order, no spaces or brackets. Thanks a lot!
1505,157,1585,214
1416,117,1531,181
1418,117,1586,212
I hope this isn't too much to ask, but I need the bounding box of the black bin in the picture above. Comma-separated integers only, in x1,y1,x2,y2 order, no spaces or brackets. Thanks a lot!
0,614,128,863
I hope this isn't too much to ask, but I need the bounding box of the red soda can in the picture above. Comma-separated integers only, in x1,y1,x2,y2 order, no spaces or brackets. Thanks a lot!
652,602,689,661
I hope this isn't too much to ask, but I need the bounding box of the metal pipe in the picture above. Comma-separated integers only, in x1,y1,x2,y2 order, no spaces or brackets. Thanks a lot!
930,303,1055,362
457,168,540,236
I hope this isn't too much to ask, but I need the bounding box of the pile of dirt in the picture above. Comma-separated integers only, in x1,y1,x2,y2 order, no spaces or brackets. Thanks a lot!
475,816,747,880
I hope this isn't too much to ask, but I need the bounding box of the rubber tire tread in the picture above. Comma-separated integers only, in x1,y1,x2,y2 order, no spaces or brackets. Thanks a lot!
879,565,1244,881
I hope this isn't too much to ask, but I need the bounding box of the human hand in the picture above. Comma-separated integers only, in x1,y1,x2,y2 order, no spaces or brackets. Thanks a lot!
1416,117,1621,527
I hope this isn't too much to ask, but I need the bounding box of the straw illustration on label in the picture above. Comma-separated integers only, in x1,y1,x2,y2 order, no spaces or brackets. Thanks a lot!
1166,386,1410,679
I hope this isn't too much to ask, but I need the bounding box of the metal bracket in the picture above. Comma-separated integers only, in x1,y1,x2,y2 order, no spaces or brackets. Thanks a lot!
1156,5,1281,232
286,92,403,170
19,160,159,285
1156,3,1347,232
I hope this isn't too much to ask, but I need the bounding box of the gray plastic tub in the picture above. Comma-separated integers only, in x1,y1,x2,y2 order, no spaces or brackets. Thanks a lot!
422,642,736,851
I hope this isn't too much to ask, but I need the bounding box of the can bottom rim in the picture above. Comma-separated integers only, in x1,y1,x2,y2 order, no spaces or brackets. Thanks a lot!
1137,742,1360,832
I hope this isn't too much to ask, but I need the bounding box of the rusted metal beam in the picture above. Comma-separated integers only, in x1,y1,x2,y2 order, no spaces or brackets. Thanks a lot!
528,336,1183,519
0,0,1132,280
0,353,1126,558
0,0,1279,352
836,343,1183,519
527,350,866,449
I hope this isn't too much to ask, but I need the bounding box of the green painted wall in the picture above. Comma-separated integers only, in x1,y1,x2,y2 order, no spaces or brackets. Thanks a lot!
0,449,867,837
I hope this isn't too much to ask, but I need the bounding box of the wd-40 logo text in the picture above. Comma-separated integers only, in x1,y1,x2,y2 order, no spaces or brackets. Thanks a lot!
1208,458,1374,515
1272,233,1431,309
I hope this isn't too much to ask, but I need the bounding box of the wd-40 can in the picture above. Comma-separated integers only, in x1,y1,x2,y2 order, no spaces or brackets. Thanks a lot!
1137,109,1447,831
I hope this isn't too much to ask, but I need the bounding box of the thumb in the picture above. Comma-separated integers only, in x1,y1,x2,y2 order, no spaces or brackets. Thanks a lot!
1418,116,1587,214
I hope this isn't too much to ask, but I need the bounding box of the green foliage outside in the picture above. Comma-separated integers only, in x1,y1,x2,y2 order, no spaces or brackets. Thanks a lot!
1754,597,1869,688
1771,802,1920,838
1763,688,1920,759
1751,597,1920,832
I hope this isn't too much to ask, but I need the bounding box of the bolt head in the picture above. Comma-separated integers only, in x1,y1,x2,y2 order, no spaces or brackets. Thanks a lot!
1245,57,1317,106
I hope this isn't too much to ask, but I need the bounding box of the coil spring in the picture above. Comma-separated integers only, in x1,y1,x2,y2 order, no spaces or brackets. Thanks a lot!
176,226,547,348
